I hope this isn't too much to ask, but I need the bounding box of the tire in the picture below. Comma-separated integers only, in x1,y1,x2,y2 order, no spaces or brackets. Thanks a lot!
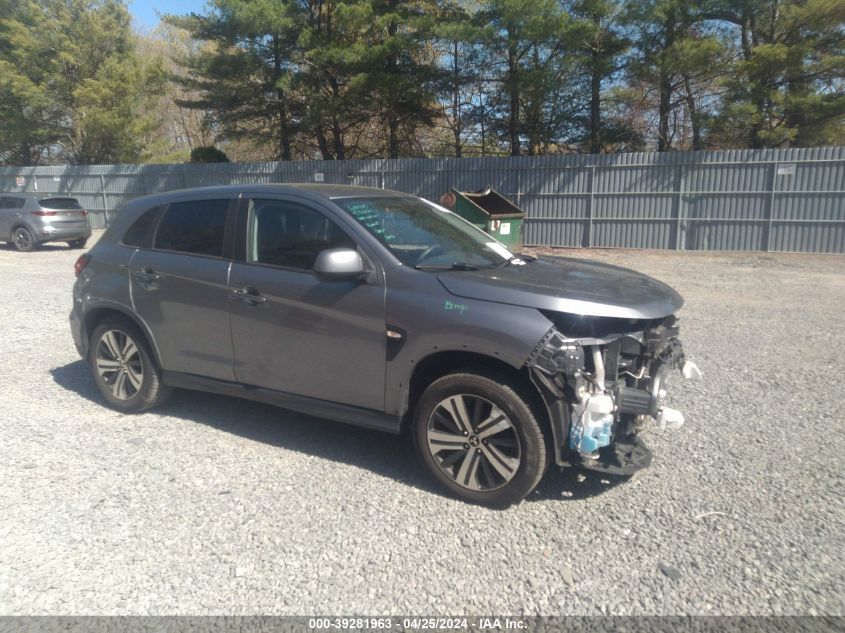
413,371,549,508
12,227,37,252
67,238,88,249
88,317,171,412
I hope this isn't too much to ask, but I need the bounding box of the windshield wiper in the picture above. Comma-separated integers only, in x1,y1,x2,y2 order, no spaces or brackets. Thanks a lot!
496,254,537,268
414,262,484,271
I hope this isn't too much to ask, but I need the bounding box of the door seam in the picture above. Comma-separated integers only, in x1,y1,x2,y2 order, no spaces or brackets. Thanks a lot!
226,259,239,383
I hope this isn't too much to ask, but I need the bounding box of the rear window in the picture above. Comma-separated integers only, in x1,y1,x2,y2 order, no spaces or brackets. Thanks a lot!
154,199,229,257
39,197,82,210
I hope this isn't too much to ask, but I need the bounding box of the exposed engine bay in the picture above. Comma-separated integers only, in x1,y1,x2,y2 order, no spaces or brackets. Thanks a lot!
527,313,701,474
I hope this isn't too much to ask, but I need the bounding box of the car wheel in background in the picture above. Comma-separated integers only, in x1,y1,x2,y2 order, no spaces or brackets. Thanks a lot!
89,318,172,412
413,371,549,508
67,238,88,249
13,227,37,252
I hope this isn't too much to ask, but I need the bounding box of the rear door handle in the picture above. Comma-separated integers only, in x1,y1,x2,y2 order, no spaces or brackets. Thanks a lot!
132,267,160,288
132,267,160,282
231,286,266,305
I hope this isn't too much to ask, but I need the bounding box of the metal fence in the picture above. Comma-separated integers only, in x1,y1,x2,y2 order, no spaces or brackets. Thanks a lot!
2,146,843,253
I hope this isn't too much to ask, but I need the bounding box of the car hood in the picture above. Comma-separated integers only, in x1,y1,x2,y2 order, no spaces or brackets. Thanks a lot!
436,257,684,319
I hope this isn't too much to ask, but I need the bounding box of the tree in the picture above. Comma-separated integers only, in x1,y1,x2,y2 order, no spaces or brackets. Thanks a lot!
190,145,230,162
168,0,441,160
296,0,364,160
706,0,845,148
0,0,60,164
298,0,407,159
136,23,215,163
567,0,629,153
429,1,486,157
72,55,164,164
625,0,729,151
156,0,843,158
476,0,568,156
9,0,841,165
167,0,306,161
0,0,164,165
364,0,441,158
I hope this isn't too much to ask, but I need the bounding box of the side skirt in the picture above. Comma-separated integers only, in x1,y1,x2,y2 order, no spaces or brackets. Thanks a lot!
161,371,402,435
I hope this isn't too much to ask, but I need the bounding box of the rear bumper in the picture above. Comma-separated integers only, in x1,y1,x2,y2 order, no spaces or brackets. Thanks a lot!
69,311,85,358
69,289,87,358
38,226,92,242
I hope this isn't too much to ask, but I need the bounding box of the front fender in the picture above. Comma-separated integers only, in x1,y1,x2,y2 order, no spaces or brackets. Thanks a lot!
383,266,552,416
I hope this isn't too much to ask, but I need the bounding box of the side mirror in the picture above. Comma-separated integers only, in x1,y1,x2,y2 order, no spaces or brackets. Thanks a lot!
313,248,366,282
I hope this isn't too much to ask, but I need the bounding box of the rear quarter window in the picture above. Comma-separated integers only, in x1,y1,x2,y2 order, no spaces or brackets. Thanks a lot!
0,197,26,209
154,199,230,257
121,205,164,249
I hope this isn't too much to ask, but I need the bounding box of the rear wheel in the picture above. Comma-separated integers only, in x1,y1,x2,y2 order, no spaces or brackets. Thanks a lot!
13,227,36,252
67,238,88,249
89,318,171,412
413,371,548,508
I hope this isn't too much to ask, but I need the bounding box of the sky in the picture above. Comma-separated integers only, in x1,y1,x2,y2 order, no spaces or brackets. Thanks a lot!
129,0,207,31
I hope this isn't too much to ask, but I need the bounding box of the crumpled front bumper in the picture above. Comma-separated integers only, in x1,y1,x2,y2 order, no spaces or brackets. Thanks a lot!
525,316,699,474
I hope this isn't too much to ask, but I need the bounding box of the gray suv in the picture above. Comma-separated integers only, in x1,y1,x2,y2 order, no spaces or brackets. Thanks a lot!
70,185,698,507
1,195,91,251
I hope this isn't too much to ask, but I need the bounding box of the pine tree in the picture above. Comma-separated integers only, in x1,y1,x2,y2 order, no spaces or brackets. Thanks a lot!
477,0,568,156
432,1,483,157
706,0,845,148
625,0,729,151
166,0,305,161
567,0,629,153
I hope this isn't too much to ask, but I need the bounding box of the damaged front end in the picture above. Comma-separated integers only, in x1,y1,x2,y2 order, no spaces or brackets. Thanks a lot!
527,313,700,475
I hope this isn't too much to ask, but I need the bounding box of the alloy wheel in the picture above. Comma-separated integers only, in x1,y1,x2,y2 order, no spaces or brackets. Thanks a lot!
13,228,32,251
426,394,522,491
95,329,143,400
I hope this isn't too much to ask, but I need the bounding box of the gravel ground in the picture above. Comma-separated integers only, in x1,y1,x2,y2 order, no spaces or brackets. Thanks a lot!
0,233,843,616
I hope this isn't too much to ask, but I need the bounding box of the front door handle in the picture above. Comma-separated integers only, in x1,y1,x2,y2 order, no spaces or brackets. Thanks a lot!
231,286,266,305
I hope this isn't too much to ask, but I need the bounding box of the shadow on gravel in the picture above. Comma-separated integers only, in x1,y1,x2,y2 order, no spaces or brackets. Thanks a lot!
0,242,73,252
533,467,629,502
51,360,626,505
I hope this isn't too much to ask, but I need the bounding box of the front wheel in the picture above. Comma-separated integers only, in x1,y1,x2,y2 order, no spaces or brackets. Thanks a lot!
67,238,88,249
89,318,171,412
413,371,548,508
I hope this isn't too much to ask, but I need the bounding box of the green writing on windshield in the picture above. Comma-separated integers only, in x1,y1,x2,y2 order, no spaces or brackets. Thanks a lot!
345,202,391,240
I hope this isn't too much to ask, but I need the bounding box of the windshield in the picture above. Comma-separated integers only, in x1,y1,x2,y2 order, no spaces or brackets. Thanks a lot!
333,196,513,269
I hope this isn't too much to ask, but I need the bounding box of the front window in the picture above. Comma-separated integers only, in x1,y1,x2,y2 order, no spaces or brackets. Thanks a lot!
248,199,356,270
333,196,512,269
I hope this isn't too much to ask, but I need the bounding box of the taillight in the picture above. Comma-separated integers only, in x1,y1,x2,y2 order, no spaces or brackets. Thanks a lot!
81,209,88,216
32,210,57,216
74,253,91,277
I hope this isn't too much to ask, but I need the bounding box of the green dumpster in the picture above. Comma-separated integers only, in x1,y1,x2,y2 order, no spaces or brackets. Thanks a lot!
439,187,525,251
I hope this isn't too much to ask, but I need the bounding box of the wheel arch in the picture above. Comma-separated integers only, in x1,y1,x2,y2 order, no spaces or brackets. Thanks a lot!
10,221,36,242
82,305,162,367
400,350,549,435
